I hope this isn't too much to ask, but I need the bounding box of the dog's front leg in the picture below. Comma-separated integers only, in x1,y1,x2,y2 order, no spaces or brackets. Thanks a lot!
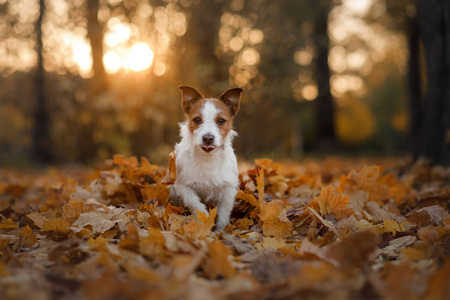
215,187,238,231
172,184,208,216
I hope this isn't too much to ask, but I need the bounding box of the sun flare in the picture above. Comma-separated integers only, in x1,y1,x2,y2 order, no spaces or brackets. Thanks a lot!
102,43,154,74
124,43,154,72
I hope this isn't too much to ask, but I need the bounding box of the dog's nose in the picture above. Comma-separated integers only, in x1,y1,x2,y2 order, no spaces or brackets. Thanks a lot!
202,134,214,145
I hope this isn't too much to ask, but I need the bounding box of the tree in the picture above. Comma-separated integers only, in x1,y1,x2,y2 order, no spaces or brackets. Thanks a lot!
87,0,107,92
406,10,422,155
32,0,52,163
311,0,335,149
179,0,227,93
415,0,450,165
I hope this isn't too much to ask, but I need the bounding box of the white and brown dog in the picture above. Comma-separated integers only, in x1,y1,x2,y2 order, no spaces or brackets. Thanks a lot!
170,86,243,231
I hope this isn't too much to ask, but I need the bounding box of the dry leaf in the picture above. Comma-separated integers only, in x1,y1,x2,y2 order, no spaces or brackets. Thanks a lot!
184,208,217,239
256,168,265,202
205,241,235,279
259,200,293,238
162,152,177,185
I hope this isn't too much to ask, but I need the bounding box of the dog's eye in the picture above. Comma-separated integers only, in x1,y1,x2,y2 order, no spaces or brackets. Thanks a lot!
193,117,202,125
217,118,226,125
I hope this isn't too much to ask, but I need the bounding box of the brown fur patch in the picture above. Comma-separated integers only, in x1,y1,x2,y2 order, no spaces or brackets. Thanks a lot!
186,98,234,140
213,99,233,140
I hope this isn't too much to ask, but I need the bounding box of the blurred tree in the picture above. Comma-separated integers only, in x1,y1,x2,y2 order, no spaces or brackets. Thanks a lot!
406,10,422,155
416,0,450,165
87,0,107,92
311,0,335,150
32,0,53,163
179,0,227,93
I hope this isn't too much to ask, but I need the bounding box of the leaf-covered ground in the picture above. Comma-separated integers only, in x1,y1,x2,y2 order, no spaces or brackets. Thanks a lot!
0,156,449,299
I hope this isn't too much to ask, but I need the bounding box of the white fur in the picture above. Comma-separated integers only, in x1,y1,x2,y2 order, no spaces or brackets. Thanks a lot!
192,101,223,148
170,100,239,231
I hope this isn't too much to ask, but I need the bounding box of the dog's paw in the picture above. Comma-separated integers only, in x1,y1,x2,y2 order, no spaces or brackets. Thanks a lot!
192,205,209,217
214,226,224,233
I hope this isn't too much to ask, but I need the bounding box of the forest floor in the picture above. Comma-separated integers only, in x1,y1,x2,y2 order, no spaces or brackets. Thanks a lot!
0,155,449,299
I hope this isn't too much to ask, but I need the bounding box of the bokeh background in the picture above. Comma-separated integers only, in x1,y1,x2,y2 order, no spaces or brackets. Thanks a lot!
0,0,445,166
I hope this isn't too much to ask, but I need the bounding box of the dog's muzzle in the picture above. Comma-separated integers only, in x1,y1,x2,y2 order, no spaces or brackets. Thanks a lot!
201,134,216,152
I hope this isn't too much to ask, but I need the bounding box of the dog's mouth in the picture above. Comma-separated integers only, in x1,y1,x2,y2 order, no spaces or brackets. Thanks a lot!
201,145,216,153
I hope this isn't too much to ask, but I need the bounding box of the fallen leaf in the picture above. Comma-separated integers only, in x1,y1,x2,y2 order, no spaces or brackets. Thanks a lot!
73,211,115,234
184,208,217,239
424,259,450,300
205,241,235,279
256,168,265,202
259,200,293,238
19,225,37,248
161,152,177,185
42,219,70,234
382,219,405,235
325,230,380,270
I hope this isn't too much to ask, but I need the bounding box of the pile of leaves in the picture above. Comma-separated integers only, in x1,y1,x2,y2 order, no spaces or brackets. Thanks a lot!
0,156,449,299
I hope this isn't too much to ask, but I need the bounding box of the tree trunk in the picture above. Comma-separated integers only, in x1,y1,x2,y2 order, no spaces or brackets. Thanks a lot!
441,0,450,164
179,0,226,93
416,0,450,165
32,0,52,163
407,12,422,158
87,0,107,92
312,0,335,149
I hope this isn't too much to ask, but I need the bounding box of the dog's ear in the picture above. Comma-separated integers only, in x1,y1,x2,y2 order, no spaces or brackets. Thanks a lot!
218,88,243,116
179,86,203,113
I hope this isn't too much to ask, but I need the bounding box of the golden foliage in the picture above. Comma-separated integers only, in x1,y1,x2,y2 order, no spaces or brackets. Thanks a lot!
0,156,449,299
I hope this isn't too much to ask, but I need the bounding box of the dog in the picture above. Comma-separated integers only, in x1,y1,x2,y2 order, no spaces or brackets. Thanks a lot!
170,86,243,231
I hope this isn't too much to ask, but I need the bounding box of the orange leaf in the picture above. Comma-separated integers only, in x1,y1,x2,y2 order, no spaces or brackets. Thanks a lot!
184,208,217,239
0,218,19,230
259,200,293,238
236,190,259,207
119,224,140,251
382,219,405,235
42,219,70,234
62,198,84,222
142,184,170,206
162,152,177,185
19,225,37,248
424,259,450,300
205,241,235,279
314,185,350,218
256,168,265,202
87,236,108,249
255,158,280,172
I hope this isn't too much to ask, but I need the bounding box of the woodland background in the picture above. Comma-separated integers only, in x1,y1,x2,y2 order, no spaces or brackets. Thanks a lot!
1,1,450,299
0,0,449,165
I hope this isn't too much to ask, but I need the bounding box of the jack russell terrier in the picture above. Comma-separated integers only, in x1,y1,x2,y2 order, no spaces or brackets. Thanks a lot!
170,86,243,231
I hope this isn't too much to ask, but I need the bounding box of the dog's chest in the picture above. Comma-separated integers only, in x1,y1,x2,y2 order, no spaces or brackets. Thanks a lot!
175,148,238,200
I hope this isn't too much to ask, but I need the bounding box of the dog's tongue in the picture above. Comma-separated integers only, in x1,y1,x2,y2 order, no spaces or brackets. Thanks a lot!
201,146,215,152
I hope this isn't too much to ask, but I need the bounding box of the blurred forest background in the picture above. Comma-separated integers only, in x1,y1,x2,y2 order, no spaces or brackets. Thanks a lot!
0,0,449,166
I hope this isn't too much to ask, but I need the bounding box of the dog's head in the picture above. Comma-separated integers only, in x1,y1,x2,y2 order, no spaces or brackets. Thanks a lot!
179,86,243,153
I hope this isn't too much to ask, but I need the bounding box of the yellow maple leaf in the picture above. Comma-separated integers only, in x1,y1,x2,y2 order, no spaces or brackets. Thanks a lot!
259,200,293,238
236,190,259,208
119,223,140,251
183,208,217,239
256,168,265,202
162,151,177,185
62,198,84,222
87,236,108,249
42,219,70,234
19,225,37,248
382,219,405,235
205,241,235,279
142,184,170,206
314,185,350,218
0,218,19,230
255,158,280,172
140,227,166,256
